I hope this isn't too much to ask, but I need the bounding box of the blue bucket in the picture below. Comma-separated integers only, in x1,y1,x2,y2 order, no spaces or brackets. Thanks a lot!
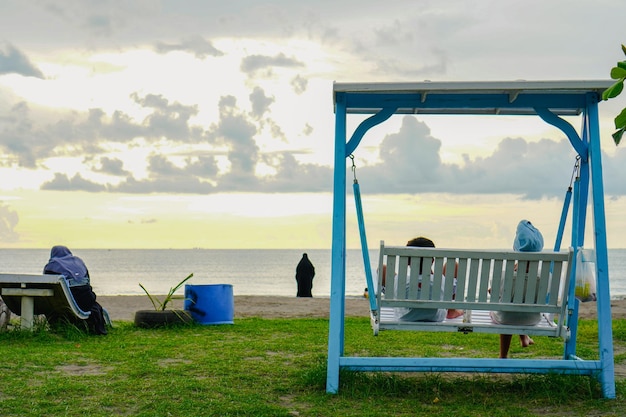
184,284,234,325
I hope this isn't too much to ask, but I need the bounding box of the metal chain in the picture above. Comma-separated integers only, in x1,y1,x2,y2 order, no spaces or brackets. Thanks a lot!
349,154,358,183
569,155,581,189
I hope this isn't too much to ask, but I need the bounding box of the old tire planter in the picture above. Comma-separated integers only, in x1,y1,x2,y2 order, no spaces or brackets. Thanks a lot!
134,310,193,328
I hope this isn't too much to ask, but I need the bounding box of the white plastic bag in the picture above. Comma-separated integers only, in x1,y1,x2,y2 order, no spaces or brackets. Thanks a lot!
575,248,597,302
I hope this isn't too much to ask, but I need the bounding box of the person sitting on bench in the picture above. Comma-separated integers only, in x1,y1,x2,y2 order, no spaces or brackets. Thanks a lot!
491,220,544,358
383,236,463,322
43,245,107,335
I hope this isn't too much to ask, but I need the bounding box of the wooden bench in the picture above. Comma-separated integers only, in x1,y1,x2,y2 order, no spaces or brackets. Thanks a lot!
0,273,90,330
372,242,573,339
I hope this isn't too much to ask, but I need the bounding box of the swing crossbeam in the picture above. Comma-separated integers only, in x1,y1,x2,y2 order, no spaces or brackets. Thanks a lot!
372,242,573,340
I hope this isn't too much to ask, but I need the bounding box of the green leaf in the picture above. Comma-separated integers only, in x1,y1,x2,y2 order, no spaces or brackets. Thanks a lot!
139,283,161,310
160,272,194,310
602,81,623,100
618,61,626,70
171,272,194,295
138,272,194,311
622,44,626,55
615,108,626,129
612,127,625,146
610,67,626,79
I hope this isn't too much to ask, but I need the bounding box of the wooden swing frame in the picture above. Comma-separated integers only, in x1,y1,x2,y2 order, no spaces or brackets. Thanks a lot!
326,80,616,398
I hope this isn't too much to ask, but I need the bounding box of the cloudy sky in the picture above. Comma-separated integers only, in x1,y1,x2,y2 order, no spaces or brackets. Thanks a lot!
1,0,625,249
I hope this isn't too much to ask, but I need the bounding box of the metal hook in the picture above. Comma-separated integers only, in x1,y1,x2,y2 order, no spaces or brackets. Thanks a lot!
349,154,358,183
569,155,581,189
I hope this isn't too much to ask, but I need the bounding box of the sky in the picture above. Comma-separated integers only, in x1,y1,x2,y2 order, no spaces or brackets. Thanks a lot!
1,0,626,249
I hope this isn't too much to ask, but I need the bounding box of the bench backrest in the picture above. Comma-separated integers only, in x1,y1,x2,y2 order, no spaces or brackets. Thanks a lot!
0,273,90,318
377,241,572,314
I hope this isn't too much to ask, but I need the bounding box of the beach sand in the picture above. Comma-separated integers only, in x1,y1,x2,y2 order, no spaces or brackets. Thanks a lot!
98,295,626,322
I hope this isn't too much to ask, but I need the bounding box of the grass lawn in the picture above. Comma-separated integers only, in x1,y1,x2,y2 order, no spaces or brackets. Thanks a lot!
0,317,624,416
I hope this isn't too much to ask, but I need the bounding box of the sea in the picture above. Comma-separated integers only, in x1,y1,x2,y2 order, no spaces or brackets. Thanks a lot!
2,248,626,300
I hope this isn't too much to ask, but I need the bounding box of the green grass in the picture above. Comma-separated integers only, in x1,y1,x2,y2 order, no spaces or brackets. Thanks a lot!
0,317,624,416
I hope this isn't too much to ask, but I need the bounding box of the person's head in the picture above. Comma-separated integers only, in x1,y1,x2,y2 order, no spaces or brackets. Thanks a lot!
406,237,435,248
406,236,435,272
50,245,72,259
513,220,544,252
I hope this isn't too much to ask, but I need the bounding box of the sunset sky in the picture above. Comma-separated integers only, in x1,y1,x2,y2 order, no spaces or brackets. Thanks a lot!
1,1,625,249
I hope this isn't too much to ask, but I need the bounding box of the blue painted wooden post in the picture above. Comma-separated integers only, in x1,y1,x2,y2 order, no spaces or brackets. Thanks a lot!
327,105,398,392
564,123,588,359
586,95,616,398
564,174,580,360
326,93,347,393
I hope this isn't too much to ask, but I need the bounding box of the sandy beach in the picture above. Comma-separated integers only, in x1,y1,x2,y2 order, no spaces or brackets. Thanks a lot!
98,295,626,322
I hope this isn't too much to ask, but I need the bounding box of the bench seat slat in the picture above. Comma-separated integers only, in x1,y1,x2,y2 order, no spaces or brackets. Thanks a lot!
376,307,565,337
455,258,468,300
466,259,480,302
380,300,563,314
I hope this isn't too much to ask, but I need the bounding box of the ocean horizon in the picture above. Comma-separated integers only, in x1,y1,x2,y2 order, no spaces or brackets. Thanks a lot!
2,248,626,300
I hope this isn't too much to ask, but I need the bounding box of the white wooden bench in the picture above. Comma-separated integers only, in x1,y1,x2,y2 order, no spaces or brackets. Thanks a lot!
372,241,573,340
0,274,90,330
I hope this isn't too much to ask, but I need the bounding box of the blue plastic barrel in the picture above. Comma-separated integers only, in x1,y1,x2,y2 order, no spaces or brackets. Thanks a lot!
184,284,234,325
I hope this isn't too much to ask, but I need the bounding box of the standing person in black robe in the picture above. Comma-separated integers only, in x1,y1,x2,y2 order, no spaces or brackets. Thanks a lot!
43,245,107,335
295,253,315,297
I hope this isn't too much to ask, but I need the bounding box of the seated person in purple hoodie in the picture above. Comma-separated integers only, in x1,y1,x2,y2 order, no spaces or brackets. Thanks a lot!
44,245,107,335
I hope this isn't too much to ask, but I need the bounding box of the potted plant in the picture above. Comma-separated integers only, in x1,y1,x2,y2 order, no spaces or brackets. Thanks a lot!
134,272,194,328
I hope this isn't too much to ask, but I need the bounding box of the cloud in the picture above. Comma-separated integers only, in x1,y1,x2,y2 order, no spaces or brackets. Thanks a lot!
302,123,313,136
210,95,260,175
0,203,19,242
131,93,205,142
155,35,224,59
343,14,454,79
113,154,217,194
356,116,578,198
267,119,286,141
597,147,626,196
144,154,219,179
258,152,332,192
5,98,625,198
0,95,207,168
39,1,169,40
41,173,107,192
461,137,573,198
248,87,287,140
96,157,130,176
1,102,54,167
357,116,447,192
240,53,304,75
1,80,622,198
374,48,448,78
249,86,274,118
85,13,114,36
290,75,308,94
0,44,44,78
